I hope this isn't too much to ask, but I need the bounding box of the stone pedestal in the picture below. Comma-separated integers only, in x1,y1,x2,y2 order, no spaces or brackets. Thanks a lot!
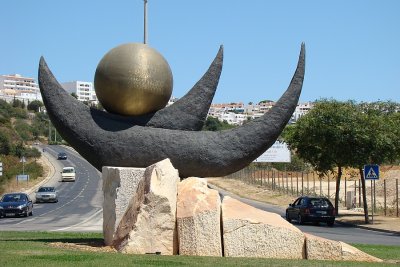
102,159,179,255
177,177,222,256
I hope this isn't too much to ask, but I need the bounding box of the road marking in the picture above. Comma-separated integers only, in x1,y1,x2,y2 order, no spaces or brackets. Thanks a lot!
51,208,103,231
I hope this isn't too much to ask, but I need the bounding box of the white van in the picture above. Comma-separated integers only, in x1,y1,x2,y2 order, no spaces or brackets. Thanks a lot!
61,167,76,182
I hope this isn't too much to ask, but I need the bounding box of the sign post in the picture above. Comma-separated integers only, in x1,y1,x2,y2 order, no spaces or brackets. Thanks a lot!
364,165,379,224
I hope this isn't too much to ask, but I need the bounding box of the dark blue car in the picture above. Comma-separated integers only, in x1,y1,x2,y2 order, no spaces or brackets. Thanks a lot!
0,193,33,218
286,196,335,226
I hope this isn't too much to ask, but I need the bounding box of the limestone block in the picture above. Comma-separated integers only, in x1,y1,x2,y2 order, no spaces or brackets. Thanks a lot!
177,177,222,256
222,196,305,259
102,166,146,246
122,158,180,255
305,233,342,260
340,242,383,262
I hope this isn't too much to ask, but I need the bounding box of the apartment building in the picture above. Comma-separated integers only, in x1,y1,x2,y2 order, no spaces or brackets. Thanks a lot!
208,101,314,125
61,81,98,105
0,74,42,102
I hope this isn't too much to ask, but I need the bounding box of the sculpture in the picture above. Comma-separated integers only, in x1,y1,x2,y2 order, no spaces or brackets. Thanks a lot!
38,43,305,177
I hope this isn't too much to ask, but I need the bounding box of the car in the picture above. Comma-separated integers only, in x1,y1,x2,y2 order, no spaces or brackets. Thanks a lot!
57,152,67,160
35,186,58,203
61,167,76,182
285,196,335,226
0,193,33,218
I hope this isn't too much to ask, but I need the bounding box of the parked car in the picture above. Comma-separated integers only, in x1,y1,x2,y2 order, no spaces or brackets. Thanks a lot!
286,196,335,226
61,167,76,182
35,186,58,203
57,152,67,160
0,193,33,218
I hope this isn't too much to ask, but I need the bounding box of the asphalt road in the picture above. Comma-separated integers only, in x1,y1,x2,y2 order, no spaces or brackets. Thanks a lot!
1,148,399,246
0,145,103,232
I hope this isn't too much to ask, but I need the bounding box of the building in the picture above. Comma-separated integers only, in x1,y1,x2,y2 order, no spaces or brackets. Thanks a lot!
290,102,314,123
61,81,98,105
0,74,42,102
208,100,314,125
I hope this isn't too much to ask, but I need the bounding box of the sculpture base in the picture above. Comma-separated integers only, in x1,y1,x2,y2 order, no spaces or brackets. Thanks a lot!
102,159,381,262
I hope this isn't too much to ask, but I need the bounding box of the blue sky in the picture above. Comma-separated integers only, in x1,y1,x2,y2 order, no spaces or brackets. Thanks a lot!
1,0,399,104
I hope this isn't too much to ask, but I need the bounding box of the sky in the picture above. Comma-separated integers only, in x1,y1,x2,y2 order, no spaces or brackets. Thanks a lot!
1,0,399,104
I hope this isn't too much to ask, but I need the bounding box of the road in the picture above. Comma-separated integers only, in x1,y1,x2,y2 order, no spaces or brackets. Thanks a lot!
1,148,399,245
0,145,103,232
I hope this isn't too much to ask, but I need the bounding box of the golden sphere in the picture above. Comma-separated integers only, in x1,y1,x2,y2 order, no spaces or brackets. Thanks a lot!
94,43,173,116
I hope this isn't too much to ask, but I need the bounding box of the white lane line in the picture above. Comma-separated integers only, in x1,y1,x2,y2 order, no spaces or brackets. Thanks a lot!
50,208,103,231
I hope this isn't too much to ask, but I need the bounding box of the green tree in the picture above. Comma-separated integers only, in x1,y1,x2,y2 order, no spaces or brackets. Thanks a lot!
285,100,365,215
285,99,400,222
27,100,44,112
202,116,235,131
0,131,11,155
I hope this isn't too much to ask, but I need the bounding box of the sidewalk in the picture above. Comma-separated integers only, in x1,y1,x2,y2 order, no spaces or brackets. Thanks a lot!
336,209,400,235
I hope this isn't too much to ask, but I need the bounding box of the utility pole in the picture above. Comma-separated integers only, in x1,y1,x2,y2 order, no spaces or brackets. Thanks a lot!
144,0,148,44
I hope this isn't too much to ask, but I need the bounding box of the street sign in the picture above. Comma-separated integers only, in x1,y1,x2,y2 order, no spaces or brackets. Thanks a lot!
364,165,379,180
16,174,29,181
0,162,2,176
20,157,26,163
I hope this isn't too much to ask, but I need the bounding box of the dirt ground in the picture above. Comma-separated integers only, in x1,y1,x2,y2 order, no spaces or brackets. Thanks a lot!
207,177,294,208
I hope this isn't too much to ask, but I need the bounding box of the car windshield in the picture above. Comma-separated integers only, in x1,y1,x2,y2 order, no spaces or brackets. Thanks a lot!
38,187,55,192
310,198,331,207
63,168,74,173
1,194,26,202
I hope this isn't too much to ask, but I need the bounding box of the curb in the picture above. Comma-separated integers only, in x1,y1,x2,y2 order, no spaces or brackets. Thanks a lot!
335,220,400,236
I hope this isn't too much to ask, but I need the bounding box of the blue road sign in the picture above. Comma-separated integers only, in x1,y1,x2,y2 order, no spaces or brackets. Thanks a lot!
364,165,379,180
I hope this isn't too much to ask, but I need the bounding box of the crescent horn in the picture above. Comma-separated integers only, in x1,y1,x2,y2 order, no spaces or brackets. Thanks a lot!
39,46,223,132
39,44,304,177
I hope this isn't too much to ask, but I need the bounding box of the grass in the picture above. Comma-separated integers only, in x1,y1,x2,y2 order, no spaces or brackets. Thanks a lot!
0,231,399,267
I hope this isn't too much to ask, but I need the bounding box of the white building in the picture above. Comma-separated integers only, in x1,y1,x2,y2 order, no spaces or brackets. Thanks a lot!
61,81,98,105
290,102,314,123
0,74,42,102
208,101,314,125
219,112,247,125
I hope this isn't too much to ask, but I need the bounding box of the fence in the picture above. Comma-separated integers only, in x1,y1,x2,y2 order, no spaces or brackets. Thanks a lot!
225,166,399,217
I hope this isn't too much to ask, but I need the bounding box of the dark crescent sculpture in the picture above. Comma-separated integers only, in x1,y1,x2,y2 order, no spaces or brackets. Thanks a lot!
39,44,304,177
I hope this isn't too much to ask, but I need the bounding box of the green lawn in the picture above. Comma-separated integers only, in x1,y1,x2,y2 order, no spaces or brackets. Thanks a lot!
0,231,399,267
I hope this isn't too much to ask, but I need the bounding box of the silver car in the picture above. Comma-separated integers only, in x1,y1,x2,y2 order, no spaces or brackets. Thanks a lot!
35,186,58,203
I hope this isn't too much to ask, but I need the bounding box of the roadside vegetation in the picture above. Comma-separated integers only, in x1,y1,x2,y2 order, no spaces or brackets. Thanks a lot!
0,99,47,194
0,231,399,267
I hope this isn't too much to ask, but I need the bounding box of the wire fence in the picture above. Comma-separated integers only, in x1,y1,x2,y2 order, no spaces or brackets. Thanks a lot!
225,166,399,217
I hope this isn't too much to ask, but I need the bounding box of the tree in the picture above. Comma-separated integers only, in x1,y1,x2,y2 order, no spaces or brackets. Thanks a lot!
0,131,11,155
285,99,400,222
284,100,365,215
202,116,235,131
71,92,78,99
27,100,44,113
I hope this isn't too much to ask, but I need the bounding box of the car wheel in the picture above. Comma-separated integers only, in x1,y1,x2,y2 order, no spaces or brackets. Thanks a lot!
327,220,334,227
29,211,33,216
297,214,304,225
286,211,291,222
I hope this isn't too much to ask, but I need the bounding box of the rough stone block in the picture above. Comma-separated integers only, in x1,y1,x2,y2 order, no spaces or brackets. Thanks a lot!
177,177,222,256
340,242,383,262
305,233,342,260
121,159,180,255
222,196,305,259
102,166,146,246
